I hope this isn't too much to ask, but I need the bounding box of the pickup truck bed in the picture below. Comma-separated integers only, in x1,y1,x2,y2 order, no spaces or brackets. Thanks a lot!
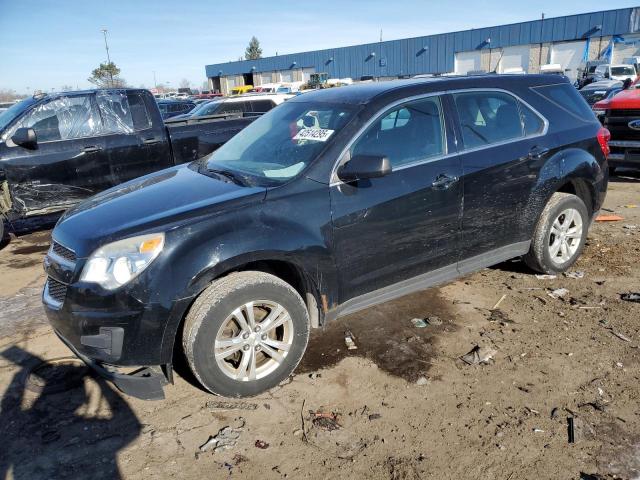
0,89,258,234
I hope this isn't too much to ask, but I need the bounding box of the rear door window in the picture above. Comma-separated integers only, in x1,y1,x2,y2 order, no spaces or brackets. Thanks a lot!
250,100,275,113
217,101,245,114
532,83,595,121
351,96,445,169
453,91,524,149
96,92,145,134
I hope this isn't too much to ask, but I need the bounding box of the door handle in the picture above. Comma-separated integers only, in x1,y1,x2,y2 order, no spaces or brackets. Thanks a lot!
432,173,459,189
143,137,160,145
82,145,102,153
528,146,550,160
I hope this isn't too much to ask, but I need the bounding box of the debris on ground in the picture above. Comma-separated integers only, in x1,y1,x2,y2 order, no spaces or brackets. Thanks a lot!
564,271,585,279
461,345,497,365
415,376,429,386
622,204,638,208
492,294,507,310
311,410,341,431
611,330,632,342
199,418,245,453
308,372,321,379
344,330,358,350
533,428,545,433
206,400,258,411
535,274,557,280
595,214,624,222
548,288,570,300
410,318,428,328
567,417,575,444
425,316,442,326
623,224,637,230
489,309,513,324
368,413,382,421
254,440,269,449
620,292,640,303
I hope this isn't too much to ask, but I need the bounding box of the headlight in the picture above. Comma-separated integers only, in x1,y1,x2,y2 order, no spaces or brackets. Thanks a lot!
80,233,165,290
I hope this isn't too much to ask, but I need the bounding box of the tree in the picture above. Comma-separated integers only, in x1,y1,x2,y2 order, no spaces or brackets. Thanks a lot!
244,36,262,60
179,78,191,89
88,62,127,88
0,89,26,102
60,85,74,92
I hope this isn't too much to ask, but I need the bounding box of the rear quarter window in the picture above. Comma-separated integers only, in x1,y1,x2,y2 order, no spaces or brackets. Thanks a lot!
531,83,595,123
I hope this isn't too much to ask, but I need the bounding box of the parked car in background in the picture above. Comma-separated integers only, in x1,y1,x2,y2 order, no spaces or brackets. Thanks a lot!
193,92,223,100
0,89,261,238
170,94,292,120
156,99,196,119
231,85,254,95
594,64,637,83
250,83,281,93
0,102,18,113
579,80,623,106
594,84,640,173
576,60,608,88
43,74,609,399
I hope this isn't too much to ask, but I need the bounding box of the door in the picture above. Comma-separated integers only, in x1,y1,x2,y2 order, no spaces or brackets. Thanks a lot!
498,45,531,73
550,41,586,82
455,50,482,74
451,89,550,260
330,95,462,302
96,91,172,185
0,93,110,215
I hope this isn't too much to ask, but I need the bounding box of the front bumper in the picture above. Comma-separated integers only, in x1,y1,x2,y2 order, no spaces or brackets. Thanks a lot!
608,140,640,168
55,329,168,400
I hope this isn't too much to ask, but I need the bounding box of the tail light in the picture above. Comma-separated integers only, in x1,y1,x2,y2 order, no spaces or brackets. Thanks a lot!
597,126,610,159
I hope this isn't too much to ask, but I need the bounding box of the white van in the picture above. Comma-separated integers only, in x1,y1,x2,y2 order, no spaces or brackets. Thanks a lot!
594,64,636,82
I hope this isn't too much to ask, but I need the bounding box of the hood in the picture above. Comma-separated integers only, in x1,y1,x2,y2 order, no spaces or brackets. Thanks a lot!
54,163,265,257
593,87,640,110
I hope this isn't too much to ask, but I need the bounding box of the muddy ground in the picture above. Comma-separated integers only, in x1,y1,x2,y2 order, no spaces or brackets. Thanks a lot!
0,172,639,480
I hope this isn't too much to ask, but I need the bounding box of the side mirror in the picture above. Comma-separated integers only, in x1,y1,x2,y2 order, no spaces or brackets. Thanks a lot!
337,154,392,182
11,127,37,150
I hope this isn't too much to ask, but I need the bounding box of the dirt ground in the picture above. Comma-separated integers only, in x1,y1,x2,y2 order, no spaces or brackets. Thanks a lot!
0,172,639,480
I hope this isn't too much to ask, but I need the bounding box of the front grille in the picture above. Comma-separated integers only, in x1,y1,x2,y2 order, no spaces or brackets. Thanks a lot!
51,241,76,263
46,277,68,304
605,109,640,141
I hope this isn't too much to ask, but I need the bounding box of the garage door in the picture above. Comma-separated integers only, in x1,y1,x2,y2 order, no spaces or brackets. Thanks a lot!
455,51,482,75
498,45,530,73
279,70,294,83
260,72,273,84
550,41,586,81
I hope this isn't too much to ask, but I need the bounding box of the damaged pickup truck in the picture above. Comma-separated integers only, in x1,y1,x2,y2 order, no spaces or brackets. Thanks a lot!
0,88,259,239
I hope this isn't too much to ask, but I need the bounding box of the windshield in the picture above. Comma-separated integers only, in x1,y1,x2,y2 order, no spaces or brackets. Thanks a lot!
203,100,357,186
191,100,223,116
0,97,38,133
612,66,636,76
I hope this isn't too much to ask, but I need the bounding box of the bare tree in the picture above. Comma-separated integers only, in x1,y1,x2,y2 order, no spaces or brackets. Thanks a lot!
179,78,191,89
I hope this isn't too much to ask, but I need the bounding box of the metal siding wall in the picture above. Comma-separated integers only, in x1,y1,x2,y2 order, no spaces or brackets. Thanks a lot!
205,8,635,80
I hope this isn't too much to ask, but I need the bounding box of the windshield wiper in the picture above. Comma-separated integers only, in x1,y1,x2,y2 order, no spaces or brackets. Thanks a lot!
207,168,248,186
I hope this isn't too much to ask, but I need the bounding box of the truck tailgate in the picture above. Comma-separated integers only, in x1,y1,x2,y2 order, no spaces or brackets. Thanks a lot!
165,114,258,164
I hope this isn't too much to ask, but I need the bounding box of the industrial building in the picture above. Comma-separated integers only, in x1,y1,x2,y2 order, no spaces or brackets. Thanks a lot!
205,7,640,94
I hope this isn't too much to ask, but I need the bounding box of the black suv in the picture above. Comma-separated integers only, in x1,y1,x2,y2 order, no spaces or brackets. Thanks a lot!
43,75,610,399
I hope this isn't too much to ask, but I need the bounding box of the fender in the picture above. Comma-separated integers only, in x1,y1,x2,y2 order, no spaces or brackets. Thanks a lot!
519,144,603,237
156,178,338,363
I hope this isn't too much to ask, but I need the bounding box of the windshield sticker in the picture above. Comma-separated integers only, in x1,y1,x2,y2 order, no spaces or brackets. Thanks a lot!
293,128,334,142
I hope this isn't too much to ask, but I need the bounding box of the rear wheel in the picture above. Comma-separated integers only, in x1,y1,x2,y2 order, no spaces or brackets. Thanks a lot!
523,192,589,274
182,271,309,397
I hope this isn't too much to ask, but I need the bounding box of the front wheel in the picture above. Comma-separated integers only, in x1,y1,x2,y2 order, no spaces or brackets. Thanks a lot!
523,192,589,274
183,271,310,397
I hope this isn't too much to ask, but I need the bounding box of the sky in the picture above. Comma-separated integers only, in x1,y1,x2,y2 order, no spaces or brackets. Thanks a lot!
1,0,639,94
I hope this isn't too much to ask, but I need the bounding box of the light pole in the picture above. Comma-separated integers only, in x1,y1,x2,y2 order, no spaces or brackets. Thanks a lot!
101,28,113,87
153,70,157,89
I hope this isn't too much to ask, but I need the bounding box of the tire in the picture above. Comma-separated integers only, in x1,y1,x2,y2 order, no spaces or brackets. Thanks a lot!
523,192,589,274
182,271,310,397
